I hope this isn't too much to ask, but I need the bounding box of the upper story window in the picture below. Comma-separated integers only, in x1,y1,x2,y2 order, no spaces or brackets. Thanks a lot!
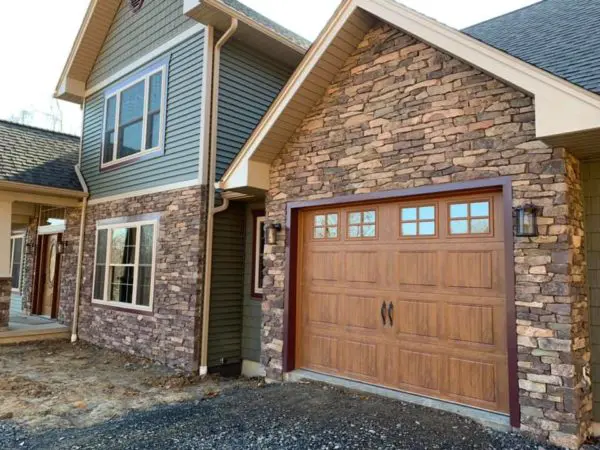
102,61,167,169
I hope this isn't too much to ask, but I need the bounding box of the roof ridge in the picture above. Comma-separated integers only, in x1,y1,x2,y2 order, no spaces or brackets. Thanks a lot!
463,0,546,31
0,119,80,140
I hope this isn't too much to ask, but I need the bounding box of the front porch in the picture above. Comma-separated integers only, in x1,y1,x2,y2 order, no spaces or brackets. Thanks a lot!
0,310,69,345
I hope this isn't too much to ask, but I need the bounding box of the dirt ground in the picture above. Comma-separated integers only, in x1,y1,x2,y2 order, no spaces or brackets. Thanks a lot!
0,341,259,430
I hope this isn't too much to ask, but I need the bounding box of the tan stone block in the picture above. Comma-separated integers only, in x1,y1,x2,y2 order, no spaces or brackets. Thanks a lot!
519,379,546,393
551,364,575,378
529,266,547,275
527,373,562,386
517,326,553,338
423,108,464,122
373,51,399,65
549,432,580,449
517,335,538,347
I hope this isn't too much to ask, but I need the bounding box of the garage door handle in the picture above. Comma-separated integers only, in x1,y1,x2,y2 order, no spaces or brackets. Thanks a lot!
381,302,387,326
388,302,394,327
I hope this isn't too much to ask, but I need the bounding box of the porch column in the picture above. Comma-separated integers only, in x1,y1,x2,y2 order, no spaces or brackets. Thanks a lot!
0,200,12,330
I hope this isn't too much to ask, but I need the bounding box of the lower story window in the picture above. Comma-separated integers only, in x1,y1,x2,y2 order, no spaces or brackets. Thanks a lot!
10,235,24,292
93,219,157,310
252,213,266,297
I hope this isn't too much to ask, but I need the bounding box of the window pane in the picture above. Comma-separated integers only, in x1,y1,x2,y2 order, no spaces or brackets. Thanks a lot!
119,81,145,125
327,227,338,238
349,213,361,225
148,72,163,112
363,225,376,237
348,225,361,238
327,214,338,226
12,238,23,266
314,215,325,227
96,230,108,264
471,202,490,218
111,227,137,264
419,221,436,236
105,96,116,131
419,206,435,221
109,266,134,303
450,219,469,234
450,204,468,219
401,208,417,221
363,211,376,224
93,265,105,300
137,266,152,307
118,121,143,158
103,131,115,163
139,225,154,265
11,263,20,289
471,219,490,234
402,223,417,236
314,227,325,239
146,112,161,149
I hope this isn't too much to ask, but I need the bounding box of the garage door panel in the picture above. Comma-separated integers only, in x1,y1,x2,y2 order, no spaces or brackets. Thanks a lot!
344,251,378,284
383,346,441,392
343,295,381,331
393,299,438,338
340,340,379,381
306,291,339,327
396,251,438,287
297,190,509,414
308,251,341,282
445,357,498,404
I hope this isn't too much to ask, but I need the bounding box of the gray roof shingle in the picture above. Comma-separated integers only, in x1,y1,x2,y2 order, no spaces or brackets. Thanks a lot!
218,0,311,50
0,120,82,191
464,0,600,95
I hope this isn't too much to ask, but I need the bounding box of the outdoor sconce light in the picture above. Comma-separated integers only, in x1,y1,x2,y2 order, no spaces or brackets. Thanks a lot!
265,223,282,245
515,204,539,237
57,241,66,254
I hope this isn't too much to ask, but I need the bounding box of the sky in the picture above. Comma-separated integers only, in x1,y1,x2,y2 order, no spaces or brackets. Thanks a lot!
0,0,540,136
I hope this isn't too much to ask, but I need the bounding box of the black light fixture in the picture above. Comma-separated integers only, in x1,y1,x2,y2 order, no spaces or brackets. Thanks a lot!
515,204,539,237
265,223,282,245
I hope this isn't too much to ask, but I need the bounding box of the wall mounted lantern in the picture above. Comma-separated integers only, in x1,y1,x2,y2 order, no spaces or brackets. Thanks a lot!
265,223,282,245
515,204,539,237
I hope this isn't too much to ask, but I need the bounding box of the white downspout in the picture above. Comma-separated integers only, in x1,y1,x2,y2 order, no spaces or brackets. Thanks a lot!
199,18,238,375
71,101,89,343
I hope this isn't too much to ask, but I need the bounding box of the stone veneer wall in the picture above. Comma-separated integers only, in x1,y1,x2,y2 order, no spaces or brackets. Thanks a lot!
21,214,39,315
60,186,208,371
262,22,590,448
0,278,10,329
58,207,83,326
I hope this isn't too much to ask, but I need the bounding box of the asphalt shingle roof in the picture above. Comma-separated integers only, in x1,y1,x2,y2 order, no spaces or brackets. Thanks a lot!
218,0,311,50
0,120,82,191
464,0,600,95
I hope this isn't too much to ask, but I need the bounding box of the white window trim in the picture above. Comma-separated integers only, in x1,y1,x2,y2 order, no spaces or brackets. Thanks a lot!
92,219,158,312
101,63,168,170
10,234,25,293
253,216,265,296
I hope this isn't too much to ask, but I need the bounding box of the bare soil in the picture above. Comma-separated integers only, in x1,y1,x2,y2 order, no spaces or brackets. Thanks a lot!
0,341,259,430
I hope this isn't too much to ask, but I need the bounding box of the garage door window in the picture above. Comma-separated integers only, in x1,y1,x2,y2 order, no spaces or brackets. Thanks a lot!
449,200,491,235
400,205,436,237
348,210,377,238
314,213,339,239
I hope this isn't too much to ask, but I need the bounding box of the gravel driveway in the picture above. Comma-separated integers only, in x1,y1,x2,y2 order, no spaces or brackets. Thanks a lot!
1,381,584,450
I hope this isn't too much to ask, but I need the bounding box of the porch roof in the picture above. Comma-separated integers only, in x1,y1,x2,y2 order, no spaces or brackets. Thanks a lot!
0,121,84,194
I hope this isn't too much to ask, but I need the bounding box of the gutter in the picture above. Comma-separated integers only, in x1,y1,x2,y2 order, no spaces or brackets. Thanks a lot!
199,17,239,375
71,102,89,343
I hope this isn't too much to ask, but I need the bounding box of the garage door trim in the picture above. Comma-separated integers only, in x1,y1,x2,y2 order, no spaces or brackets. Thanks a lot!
282,176,518,428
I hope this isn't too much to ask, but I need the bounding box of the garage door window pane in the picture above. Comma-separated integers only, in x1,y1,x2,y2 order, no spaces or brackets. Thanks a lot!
449,200,491,235
314,213,338,240
347,210,377,238
401,205,436,237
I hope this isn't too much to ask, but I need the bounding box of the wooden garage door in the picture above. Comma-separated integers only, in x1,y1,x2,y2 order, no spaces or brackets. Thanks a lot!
296,190,509,413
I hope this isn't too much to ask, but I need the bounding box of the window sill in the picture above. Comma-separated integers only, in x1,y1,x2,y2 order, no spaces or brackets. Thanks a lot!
100,147,164,173
92,299,153,314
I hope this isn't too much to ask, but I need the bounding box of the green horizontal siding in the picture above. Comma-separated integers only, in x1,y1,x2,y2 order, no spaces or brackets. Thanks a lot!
208,201,246,368
242,203,264,362
216,41,294,180
82,31,204,199
583,160,600,421
88,0,196,87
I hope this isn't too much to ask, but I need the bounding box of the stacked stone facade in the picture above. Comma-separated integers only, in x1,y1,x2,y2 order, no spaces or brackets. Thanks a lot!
262,22,590,447
60,186,208,371
21,214,39,315
0,278,10,329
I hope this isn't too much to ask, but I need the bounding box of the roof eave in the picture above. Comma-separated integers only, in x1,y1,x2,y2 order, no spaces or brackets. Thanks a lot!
184,0,307,66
